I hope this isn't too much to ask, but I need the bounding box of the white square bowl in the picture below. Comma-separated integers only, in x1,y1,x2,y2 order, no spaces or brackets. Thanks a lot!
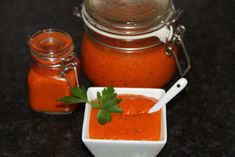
82,87,167,157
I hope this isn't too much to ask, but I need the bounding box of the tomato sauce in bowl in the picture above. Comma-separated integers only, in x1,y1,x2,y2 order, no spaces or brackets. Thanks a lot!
89,94,161,140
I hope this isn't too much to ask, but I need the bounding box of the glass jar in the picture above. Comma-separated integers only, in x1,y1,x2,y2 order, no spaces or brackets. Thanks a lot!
79,0,190,88
27,29,80,114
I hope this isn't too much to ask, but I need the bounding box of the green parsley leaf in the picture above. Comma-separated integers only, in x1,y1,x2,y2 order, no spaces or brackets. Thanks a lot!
96,109,112,125
104,104,123,113
97,91,102,102
90,101,100,109
102,86,116,100
70,86,88,103
57,96,83,104
98,87,117,107
57,86,122,125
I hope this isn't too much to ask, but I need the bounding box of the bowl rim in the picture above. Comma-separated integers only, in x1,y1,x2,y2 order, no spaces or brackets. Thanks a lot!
82,87,167,144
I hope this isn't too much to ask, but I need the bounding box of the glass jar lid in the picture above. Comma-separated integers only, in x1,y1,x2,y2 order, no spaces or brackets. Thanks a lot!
83,0,174,35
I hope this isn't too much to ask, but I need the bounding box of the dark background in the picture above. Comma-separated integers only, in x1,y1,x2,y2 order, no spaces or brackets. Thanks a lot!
0,0,234,156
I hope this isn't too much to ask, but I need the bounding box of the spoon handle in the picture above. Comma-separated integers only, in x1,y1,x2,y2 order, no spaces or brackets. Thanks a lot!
148,78,188,113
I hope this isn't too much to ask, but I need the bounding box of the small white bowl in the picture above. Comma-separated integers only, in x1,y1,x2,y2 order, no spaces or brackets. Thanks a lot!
82,87,167,157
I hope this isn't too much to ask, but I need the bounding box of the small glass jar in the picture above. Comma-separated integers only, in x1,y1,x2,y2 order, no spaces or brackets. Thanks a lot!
27,29,80,114
79,0,190,88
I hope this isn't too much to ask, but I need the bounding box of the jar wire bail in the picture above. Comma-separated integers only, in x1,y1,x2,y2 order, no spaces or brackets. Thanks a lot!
165,25,191,77
59,52,79,87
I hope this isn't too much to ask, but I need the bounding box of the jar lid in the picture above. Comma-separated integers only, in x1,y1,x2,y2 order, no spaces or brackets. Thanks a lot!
84,0,174,35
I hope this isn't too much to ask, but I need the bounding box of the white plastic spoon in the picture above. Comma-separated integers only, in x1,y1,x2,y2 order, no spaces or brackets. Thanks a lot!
148,78,188,113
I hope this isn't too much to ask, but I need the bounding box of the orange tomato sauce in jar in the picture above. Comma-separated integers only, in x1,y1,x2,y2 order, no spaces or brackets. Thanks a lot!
89,94,161,140
28,29,79,114
81,32,177,88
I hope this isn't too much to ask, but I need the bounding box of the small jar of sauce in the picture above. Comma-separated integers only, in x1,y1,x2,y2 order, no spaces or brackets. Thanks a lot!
27,29,80,114
79,0,190,88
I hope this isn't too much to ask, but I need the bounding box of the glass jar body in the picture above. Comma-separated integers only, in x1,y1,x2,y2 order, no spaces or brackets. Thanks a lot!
27,62,78,114
81,29,177,88
27,29,80,114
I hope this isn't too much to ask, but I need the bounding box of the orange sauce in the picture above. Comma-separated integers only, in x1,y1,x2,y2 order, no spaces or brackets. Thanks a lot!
81,33,177,88
28,65,78,113
89,94,161,140
28,30,79,113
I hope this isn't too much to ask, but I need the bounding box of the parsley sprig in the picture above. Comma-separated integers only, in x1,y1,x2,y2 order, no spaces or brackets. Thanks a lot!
58,87,123,125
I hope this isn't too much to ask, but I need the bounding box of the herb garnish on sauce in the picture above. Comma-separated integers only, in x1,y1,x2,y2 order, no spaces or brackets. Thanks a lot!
58,87,123,125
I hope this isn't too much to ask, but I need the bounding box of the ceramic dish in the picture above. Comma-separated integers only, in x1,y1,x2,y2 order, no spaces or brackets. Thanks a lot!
82,87,167,157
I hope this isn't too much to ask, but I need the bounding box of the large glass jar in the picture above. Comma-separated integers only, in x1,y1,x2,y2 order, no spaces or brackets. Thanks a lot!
28,29,80,114
80,0,190,88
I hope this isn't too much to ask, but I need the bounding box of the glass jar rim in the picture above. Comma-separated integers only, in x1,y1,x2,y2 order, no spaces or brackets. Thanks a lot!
83,0,175,35
28,28,74,59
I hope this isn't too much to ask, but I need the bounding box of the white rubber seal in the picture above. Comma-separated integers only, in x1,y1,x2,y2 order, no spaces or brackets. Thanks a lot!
82,8,173,43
